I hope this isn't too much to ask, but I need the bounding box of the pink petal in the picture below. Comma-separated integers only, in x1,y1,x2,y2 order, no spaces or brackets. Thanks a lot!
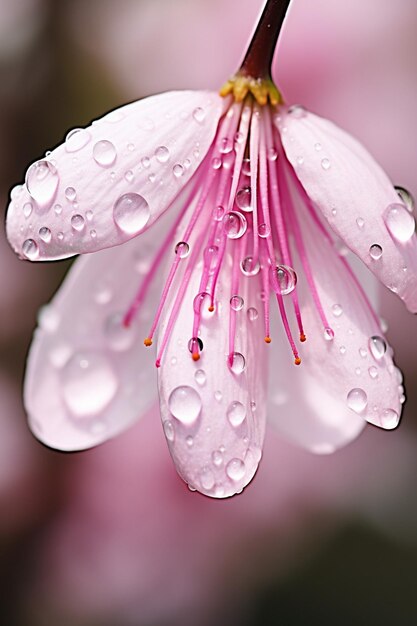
157,254,267,498
268,181,403,453
7,90,225,261
24,211,177,450
278,108,417,313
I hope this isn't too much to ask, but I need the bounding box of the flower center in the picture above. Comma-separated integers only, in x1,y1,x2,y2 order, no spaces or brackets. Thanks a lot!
122,97,335,369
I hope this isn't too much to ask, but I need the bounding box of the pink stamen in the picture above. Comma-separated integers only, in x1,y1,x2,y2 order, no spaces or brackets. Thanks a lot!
249,106,261,264
228,236,244,360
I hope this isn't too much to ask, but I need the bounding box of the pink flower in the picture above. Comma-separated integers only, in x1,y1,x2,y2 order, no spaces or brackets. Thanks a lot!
5,0,417,498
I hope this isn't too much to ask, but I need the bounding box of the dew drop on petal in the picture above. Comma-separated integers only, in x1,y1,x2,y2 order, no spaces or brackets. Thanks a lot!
65,128,91,152
212,450,223,467
39,227,51,243
113,193,150,234
163,419,175,442
93,140,117,167
321,158,331,170
235,187,252,211
155,146,170,163
269,264,297,295
192,107,206,123
268,147,278,161
240,255,260,276
186,435,194,447
168,386,202,425
71,214,85,232
199,467,215,491
223,211,247,239
369,244,383,260
368,366,378,379
384,203,415,242
323,327,335,341
395,186,414,212
369,336,387,360
26,160,59,206
194,369,206,386
227,401,246,427
65,187,77,202
356,217,365,229
287,104,306,118
228,352,246,375
22,239,39,260
380,408,400,430
23,202,33,218
339,346,346,355
213,205,224,222
247,307,258,321
230,295,244,311
332,304,343,317
347,388,368,414
188,337,203,354
214,390,222,402
220,137,233,154
226,458,246,481
62,351,118,418
175,241,190,258
211,157,222,170
242,158,251,176
258,223,271,238
173,164,184,178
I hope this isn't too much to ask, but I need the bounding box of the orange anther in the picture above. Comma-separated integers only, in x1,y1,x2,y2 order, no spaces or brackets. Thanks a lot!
144,337,153,347
300,333,306,343
192,353,200,362
294,357,301,366
264,336,272,344
208,305,215,312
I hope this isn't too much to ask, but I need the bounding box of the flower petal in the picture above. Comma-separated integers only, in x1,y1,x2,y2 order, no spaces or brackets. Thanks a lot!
268,170,403,453
7,90,225,261
157,253,267,498
278,108,417,313
24,210,178,450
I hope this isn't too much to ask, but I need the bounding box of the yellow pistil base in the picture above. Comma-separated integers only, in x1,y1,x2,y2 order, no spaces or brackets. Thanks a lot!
220,74,283,106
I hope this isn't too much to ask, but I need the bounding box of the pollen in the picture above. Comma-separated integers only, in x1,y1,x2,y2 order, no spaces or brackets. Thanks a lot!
192,353,200,362
208,305,215,312
144,337,153,347
264,336,272,344
294,357,302,366
300,333,307,342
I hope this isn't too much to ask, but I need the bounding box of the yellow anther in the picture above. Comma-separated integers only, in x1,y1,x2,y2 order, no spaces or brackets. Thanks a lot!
220,74,283,107
264,336,272,344
144,337,153,347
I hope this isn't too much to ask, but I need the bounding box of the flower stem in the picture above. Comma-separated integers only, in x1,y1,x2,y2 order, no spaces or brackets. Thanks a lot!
240,0,291,79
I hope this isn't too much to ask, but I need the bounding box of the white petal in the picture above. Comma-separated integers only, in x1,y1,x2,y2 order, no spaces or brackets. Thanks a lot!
7,90,225,261
157,251,267,498
24,210,177,450
268,172,403,452
278,108,417,313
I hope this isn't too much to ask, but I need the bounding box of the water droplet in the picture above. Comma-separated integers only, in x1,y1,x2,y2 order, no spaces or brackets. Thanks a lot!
54,204,62,216
369,244,383,260
323,327,334,341
226,458,246,481
368,366,378,379
314,142,322,151
347,388,368,414
168,386,202,425
258,223,271,238
339,346,346,355
369,336,386,360
37,305,60,332
163,420,175,442
269,264,297,295
93,140,117,167
268,147,278,161
86,210,94,221
141,156,151,169
104,313,134,351
236,187,252,211
199,467,215,491
212,450,223,467
355,367,361,376
65,187,77,202
194,369,206,386
356,217,365,229
155,146,170,163
188,337,203,354
90,229,97,239
380,408,399,429
22,239,39,260
193,291,211,315
321,158,331,170
57,232,64,241
127,143,135,152
204,245,219,273
71,214,85,232
296,155,304,165
242,158,251,176
26,160,59,206
332,304,343,317
220,137,233,154
185,435,194,448
227,401,246,427
395,186,414,212
211,157,222,170
175,241,190,258
247,307,258,321
240,255,260,277
124,170,134,183
62,351,118,418
287,104,306,118
23,202,33,218
38,227,51,243
214,390,222,402
359,347,367,358
228,352,246,375
212,205,224,222
230,295,244,311
384,203,415,242
173,164,184,178
113,193,150,234
65,128,91,152
223,211,247,239
193,107,206,123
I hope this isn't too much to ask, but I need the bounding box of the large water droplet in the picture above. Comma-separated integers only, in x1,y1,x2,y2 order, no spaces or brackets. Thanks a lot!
230,295,244,311
65,187,77,202
347,388,368,414
175,241,190,258
235,187,252,211
39,227,51,243
240,255,260,276
22,239,39,260
226,458,246,481
71,214,85,232
227,401,246,427
62,351,118,418
369,336,386,360
269,264,297,295
93,140,117,167
395,186,414,212
332,304,343,317
168,386,201,425
113,193,150,234
155,146,170,163
369,244,383,260
26,160,59,206
173,164,184,178
223,211,247,239
258,223,271,238
65,128,91,152
380,408,400,430
247,307,258,321
384,203,415,243
228,352,246,375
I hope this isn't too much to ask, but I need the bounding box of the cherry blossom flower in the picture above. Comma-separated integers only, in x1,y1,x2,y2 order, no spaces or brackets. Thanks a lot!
5,0,417,498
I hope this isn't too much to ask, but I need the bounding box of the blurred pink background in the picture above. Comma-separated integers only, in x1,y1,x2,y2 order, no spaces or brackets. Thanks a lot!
1,1,417,624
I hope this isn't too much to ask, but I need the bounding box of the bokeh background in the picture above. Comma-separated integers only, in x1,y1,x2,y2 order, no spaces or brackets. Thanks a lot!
1,1,417,624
